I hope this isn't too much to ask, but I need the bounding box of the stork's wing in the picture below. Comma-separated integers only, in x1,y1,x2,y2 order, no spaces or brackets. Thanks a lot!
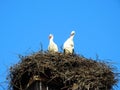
70,42,74,48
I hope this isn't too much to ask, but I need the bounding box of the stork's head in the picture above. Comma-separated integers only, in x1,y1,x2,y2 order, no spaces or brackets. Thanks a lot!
49,34,54,40
70,31,75,36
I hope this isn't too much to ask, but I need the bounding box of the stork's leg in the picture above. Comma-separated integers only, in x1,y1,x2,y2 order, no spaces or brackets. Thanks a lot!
39,81,42,90
72,49,74,55
46,86,48,90
63,49,66,54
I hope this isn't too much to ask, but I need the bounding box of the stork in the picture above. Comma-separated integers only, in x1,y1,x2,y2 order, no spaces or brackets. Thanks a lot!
48,34,58,53
63,31,75,54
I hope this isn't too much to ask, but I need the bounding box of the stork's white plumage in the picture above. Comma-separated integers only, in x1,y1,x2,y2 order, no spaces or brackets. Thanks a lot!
63,31,75,54
48,34,58,53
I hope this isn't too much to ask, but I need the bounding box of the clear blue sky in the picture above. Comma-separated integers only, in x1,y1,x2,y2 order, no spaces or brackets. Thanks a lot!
0,0,120,89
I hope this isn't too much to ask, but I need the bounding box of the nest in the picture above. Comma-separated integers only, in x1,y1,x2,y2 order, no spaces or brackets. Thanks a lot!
8,52,118,90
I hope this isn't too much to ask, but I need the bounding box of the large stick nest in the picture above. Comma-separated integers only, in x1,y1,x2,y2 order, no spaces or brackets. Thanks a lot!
8,52,118,90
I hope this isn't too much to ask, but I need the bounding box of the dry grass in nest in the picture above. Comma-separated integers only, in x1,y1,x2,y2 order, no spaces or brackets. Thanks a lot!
8,51,118,90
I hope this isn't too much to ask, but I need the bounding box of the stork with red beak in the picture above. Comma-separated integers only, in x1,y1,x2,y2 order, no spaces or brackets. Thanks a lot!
63,31,75,54
48,34,58,53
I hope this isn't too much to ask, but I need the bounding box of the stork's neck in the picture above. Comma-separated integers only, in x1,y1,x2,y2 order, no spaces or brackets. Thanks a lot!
69,35,74,40
50,38,54,43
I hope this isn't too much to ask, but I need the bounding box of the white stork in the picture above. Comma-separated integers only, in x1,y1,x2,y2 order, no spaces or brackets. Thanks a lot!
48,34,58,53
63,31,75,54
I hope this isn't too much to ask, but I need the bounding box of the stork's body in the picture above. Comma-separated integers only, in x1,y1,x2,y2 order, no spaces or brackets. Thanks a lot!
48,34,58,53
63,31,75,54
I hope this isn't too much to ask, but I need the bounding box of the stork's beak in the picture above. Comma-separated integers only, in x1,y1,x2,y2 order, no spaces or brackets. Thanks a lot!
71,32,75,36
71,33,75,36
70,31,75,36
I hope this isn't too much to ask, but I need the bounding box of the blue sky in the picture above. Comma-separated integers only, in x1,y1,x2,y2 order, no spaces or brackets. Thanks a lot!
0,0,120,89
